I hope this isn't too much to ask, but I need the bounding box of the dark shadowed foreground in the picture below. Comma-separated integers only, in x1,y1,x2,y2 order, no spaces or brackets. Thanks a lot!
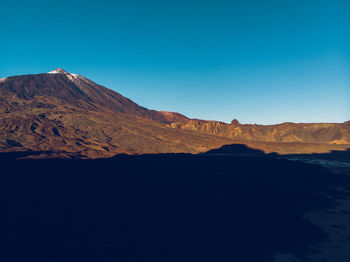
3,145,350,262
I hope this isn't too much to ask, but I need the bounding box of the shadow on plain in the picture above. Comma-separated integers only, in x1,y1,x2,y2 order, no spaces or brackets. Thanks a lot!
3,144,350,262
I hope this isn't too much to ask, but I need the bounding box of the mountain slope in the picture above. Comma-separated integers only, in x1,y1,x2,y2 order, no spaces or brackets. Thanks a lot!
0,68,174,123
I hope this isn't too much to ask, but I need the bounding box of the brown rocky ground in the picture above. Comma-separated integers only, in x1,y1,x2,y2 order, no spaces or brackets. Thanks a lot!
0,107,233,158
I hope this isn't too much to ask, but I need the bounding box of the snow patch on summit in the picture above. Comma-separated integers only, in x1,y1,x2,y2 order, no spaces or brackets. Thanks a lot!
48,68,80,81
48,69,63,74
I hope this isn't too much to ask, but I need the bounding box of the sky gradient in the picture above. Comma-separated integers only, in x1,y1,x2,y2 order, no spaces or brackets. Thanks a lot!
1,0,349,124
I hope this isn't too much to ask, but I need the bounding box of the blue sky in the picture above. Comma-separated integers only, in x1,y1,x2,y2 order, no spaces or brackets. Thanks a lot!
1,0,349,124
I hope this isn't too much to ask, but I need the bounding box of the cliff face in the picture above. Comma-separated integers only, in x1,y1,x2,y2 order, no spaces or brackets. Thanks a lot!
170,120,350,145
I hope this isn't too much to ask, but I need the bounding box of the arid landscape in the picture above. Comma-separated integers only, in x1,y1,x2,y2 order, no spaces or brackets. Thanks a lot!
2,68,350,261
1,69,349,158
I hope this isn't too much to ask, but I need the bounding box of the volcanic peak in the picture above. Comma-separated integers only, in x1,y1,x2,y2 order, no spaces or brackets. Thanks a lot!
48,68,69,74
48,68,79,80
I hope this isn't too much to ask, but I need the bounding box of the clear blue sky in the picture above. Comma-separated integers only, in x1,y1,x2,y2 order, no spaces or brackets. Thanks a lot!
1,0,349,124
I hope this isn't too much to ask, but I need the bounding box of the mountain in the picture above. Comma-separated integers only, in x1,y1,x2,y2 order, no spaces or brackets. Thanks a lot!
0,68,175,122
0,68,232,158
0,68,349,158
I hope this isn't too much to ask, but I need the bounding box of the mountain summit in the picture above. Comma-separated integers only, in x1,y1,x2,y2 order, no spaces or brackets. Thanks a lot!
48,68,70,74
0,68,184,123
